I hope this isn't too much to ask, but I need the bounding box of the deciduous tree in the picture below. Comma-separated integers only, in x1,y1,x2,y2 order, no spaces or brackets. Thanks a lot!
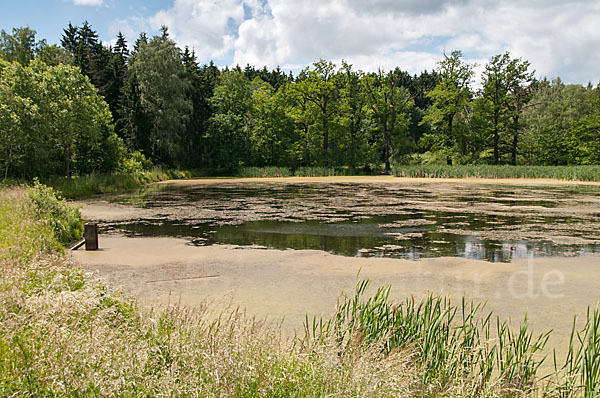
421,51,474,165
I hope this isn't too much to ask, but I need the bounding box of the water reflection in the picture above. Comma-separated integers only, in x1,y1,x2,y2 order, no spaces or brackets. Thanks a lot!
107,218,600,263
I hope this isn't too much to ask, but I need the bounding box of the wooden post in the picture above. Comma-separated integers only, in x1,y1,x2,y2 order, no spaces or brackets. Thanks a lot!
84,223,98,250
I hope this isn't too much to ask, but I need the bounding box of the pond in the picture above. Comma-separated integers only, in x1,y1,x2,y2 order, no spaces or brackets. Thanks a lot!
100,179,600,263
72,177,600,359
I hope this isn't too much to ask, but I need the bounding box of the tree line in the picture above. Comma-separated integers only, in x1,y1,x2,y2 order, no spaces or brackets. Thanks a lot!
1,23,599,179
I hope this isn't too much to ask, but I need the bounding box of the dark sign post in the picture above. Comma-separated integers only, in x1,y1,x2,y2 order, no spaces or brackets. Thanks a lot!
84,223,98,250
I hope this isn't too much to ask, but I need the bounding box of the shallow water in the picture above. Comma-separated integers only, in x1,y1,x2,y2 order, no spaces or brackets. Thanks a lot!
97,180,600,263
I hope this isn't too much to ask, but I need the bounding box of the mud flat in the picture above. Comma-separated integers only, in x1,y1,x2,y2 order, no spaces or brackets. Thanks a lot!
72,236,600,354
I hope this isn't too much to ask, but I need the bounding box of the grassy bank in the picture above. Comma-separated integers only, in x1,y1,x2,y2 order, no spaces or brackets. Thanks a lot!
44,168,192,199
1,185,600,396
392,165,600,181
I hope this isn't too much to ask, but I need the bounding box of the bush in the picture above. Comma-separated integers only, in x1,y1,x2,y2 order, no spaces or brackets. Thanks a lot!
27,180,83,248
119,151,154,173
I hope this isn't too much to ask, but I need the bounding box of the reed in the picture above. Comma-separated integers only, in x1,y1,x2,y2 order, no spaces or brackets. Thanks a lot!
392,164,600,181
308,280,600,396
236,166,293,177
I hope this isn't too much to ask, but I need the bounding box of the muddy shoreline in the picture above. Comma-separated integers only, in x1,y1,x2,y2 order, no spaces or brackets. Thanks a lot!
72,236,600,359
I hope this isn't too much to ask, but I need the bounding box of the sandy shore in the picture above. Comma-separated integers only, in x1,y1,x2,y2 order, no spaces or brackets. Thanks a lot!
160,175,600,187
72,236,600,354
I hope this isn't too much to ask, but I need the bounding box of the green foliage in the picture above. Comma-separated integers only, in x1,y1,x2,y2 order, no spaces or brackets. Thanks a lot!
421,50,474,166
338,62,370,169
248,81,297,167
236,167,292,178
119,151,153,173
294,167,356,177
36,44,72,66
5,20,600,181
0,58,124,179
569,87,600,164
289,60,341,166
125,29,191,166
363,68,414,173
207,70,255,168
236,166,373,177
0,26,45,65
522,80,594,165
26,180,82,247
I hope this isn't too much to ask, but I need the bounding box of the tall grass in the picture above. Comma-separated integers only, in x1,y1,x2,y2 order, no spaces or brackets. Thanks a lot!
393,164,600,181
0,187,419,396
236,166,369,178
294,167,350,177
231,164,600,181
2,186,600,396
236,166,293,178
43,168,192,199
308,281,550,394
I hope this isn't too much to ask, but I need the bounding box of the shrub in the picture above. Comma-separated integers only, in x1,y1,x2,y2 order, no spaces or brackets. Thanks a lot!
26,180,83,248
119,151,154,173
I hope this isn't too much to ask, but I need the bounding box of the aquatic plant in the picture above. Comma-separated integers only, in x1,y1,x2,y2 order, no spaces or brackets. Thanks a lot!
307,280,551,394
307,280,600,396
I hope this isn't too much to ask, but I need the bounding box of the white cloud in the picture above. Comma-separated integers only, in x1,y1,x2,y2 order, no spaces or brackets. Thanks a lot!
142,0,600,84
345,0,470,16
147,0,246,61
72,0,104,6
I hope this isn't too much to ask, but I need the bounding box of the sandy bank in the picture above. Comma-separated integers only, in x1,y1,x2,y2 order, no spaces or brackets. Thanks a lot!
72,236,600,350
160,175,600,187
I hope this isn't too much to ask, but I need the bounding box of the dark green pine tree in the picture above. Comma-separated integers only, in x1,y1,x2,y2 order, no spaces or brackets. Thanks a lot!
60,23,79,59
119,32,151,153
61,23,129,138
114,32,129,59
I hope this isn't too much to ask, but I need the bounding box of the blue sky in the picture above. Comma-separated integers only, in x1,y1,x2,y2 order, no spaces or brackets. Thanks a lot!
0,0,165,45
2,0,600,84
